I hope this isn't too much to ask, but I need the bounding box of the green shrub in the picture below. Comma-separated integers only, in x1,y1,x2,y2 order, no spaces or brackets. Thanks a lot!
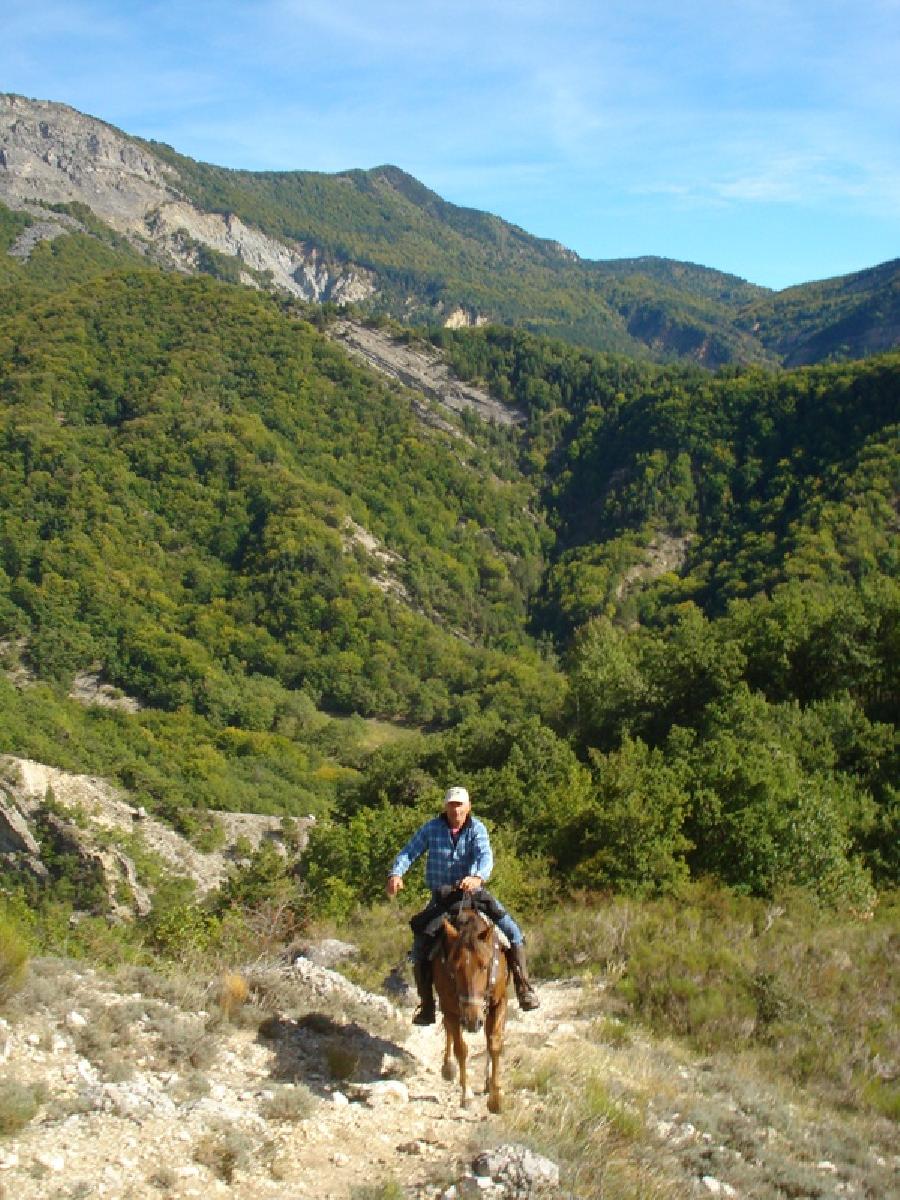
0,1078,46,1135
618,910,757,1049
325,1037,359,1081
350,1183,405,1200
261,1083,316,1123
0,909,29,1006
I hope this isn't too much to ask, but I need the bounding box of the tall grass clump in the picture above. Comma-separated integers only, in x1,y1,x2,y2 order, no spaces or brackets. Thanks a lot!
527,883,899,1118
506,1045,672,1200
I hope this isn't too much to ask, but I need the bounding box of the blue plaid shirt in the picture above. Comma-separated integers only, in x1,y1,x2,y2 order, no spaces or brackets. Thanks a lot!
390,814,493,894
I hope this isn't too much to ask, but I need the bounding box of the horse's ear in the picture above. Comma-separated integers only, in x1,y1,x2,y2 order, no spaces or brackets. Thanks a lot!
478,923,493,941
442,919,458,942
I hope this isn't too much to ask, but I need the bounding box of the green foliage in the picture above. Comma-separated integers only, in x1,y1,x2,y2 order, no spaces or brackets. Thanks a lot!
0,198,897,910
147,898,219,959
739,257,900,366
568,738,691,895
303,800,432,918
0,906,29,1006
521,885,898,1117
0,199,148,319
209,842,299,915
610,884,900,1113
0,270,559,728
130,154,776,365
0,677,334,822
617,896,759,1049
0,1078,46,1135
0,203,32,252
682,687,877,906
350,1182,405,1200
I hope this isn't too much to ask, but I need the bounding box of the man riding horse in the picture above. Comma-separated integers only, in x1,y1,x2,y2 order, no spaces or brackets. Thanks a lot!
386,786,540,1024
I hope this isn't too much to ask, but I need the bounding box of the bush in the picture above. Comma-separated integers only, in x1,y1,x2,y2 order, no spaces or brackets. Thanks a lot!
0,1078,46,1135
193,1122,255,1183
261,1083,316,1122
0,909,29,1007
617,892,758,1049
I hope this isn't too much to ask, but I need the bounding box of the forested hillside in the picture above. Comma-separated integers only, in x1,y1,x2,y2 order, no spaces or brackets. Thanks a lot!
1,88,898,917
307,326,897,916
0,267,567,827
1,90,898,1198
1,221,896,913
135,147,771,366
139,139,900,368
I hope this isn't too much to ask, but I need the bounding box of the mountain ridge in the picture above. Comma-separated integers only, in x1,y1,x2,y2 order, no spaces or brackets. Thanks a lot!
4,92,898,367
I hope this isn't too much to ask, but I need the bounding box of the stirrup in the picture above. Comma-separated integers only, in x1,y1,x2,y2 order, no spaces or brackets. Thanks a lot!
516,984,540,1011
412,1003,436,1026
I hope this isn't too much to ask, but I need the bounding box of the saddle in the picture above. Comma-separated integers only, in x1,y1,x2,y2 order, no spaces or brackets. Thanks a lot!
411,887,511,950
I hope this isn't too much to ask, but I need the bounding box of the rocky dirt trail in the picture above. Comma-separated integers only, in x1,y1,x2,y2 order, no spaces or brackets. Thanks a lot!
2,946,896,1200
0,953,580,1200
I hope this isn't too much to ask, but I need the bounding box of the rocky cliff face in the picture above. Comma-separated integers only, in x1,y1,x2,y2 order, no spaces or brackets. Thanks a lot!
0,94,374,303
0,755,304,915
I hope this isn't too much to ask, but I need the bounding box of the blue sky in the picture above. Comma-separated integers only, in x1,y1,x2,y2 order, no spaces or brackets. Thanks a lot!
4,0,899,289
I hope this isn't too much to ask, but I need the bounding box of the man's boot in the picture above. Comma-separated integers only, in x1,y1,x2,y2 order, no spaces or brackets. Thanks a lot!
412,959,436,1025
506,944,540,1011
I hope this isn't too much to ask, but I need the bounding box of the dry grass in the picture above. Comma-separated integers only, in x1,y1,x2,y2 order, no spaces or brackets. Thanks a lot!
499,984,898,1199
145,1009,216,1070
216,970,250,1019
526,884,900,1120
260,1083,316,1123
502,1041,673,1200
192,1121,257,1183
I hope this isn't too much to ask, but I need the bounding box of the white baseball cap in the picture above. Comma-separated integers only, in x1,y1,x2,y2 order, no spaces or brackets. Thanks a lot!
443,786,470,806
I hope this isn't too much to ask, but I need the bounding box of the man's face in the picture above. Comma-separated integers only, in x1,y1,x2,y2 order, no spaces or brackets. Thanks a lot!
445,798,470,830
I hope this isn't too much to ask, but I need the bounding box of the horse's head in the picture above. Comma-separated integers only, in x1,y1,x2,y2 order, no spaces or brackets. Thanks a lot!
441,910,496,1033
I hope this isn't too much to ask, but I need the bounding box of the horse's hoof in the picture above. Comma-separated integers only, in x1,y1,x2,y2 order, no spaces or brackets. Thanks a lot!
488,1093,502,1114
442,1061,456,1081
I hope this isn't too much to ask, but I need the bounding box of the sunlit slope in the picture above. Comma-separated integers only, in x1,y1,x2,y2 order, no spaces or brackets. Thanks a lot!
0,271,559,726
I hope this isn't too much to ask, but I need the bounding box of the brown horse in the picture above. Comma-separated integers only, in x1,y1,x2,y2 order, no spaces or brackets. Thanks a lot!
432,906,509,1113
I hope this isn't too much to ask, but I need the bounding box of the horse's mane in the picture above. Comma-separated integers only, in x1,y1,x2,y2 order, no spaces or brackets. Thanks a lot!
449,906,490,951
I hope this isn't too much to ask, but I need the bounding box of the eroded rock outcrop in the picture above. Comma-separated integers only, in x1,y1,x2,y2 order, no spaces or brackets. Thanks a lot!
0,94,374,303
0,755,308,915
329,319,524,428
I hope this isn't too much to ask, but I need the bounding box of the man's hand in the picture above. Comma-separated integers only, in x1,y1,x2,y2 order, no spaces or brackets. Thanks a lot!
386,874,404,898
459,875,483,893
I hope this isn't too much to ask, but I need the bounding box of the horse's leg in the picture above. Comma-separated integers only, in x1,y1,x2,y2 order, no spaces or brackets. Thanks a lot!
485,997,507,1114
441,1020,456,1081
452,1020,469,1107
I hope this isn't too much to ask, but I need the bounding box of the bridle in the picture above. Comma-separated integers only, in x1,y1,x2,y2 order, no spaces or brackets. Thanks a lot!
445,895,502,1020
